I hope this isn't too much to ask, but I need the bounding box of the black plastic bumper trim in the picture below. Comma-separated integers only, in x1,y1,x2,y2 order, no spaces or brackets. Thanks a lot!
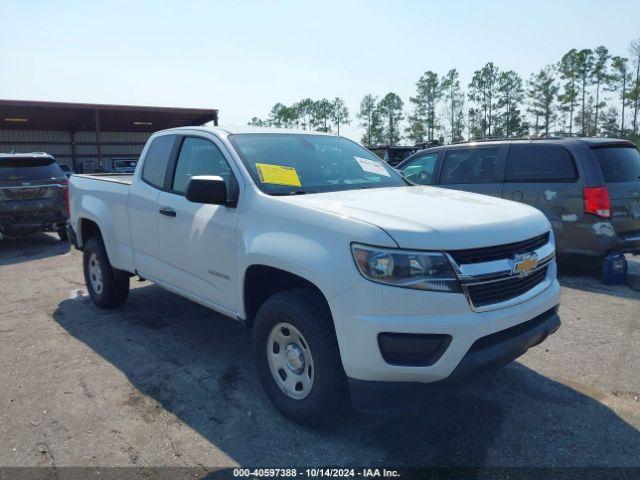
348,306,560,413
377,332,452,366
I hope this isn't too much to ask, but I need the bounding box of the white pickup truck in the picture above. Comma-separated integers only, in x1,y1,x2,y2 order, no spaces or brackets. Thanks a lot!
68,126,561,423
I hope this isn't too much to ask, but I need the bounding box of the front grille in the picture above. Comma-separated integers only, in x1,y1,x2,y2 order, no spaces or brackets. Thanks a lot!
449,233,549,264
466,266,548,308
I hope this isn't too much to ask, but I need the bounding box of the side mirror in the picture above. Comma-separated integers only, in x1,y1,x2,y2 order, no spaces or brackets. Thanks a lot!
185,175,230,205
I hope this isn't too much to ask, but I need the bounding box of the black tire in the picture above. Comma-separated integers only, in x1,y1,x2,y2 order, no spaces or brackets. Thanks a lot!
253,288,348,425
83,236,129,309
57,228,68,241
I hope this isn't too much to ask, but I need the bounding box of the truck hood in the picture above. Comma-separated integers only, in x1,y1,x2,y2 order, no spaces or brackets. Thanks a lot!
284,186,550,250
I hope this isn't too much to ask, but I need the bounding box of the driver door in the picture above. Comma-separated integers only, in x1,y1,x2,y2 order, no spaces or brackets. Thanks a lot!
156,135,240,312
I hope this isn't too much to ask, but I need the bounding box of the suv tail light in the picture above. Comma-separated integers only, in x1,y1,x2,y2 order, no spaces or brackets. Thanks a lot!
583,186,611,218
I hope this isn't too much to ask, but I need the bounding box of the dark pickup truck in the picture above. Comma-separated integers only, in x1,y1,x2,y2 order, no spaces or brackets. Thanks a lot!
0,153,69,241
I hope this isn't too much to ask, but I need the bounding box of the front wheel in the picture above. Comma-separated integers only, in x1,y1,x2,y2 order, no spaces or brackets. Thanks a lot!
83,237,129,309
253,289,348,425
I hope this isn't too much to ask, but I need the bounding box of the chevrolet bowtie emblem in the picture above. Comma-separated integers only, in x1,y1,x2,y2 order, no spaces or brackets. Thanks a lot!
512,254,538,276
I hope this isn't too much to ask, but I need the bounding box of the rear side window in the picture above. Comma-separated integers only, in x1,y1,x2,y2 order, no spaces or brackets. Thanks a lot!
506,145,577,182
0,157,64,182
172,137,232,194
440,148,500,184
593,146,640,183
141,135,175,188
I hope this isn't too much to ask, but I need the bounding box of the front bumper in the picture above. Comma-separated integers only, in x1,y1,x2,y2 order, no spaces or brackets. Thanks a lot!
328,263,561,410
348,306,560,412
329,269,560,382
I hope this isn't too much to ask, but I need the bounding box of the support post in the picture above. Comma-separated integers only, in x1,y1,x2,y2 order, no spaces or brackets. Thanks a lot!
94,109,102,171
69,131,77,172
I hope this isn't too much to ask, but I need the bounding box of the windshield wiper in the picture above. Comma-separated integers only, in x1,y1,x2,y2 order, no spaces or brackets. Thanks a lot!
271,189,307,196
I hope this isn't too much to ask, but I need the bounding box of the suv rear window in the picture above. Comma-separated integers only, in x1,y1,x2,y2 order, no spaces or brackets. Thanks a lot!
506,145,577,182
440,147,500,184
593,145,640,183
0,157,64,182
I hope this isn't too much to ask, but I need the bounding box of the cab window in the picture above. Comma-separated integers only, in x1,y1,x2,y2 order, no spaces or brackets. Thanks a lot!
440,148,500,184
172,137,233,194
400,153,438,185
141,135,176,188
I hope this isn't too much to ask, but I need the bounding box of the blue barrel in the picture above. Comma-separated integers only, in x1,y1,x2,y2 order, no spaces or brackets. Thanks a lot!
601,253,627,285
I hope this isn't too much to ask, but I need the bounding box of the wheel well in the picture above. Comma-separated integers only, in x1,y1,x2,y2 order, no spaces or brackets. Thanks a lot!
243,265,328,326
80,219,102,246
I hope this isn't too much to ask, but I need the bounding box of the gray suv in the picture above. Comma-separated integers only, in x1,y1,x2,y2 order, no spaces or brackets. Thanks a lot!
396,138,640,258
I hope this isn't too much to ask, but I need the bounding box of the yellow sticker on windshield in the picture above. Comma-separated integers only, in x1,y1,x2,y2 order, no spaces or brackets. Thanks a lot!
255,163,302,187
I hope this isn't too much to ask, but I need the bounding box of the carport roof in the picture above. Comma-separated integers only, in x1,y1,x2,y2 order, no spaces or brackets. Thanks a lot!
0,99,218,132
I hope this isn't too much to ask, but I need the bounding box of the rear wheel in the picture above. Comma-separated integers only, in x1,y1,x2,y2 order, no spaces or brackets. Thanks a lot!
83,237,129,309
253,288,348,425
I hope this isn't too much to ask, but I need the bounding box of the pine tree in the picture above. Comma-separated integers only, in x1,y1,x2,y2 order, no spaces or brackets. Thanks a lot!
312,99,333,132
453,108,466,143
575,49,594,134
468,62,500,138
600,106,620,137
296,98,315,131
575,94,596,135
467,107,483,140
591,46,610,135
404,118,426,144
268,103,286,127
247,117,267,127
378,93,404,146
610,56,630,135
330,98,349,135
527,66,559,136
440,69,464,143
408,71,442,142
496,70,526,137
358,94,383,145
558,49,580,134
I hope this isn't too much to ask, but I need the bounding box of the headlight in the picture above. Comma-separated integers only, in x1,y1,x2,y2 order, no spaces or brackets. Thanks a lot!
351,244,461,293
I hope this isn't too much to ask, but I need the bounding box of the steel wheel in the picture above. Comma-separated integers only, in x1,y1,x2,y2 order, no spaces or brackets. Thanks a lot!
88,252,103,294
267,322,315,400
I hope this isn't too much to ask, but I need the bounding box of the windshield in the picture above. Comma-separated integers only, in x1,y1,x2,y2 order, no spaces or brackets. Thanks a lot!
229,133,406,195
0,157,64,182
593,145,640,183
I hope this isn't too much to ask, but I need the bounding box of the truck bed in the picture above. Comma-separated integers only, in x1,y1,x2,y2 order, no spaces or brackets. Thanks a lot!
75,173,133,185
69,172,134,271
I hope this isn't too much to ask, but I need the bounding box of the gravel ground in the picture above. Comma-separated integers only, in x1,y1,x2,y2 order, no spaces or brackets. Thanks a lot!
0,233,639,468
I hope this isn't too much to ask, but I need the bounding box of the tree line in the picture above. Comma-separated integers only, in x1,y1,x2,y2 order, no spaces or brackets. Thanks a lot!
249,37,640,146
248,98,350,134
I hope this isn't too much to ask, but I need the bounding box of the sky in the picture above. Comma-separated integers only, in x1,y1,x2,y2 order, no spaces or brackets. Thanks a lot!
0,0,638,142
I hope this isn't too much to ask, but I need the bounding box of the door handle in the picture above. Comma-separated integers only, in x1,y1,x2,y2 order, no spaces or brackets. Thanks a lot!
159,207,176,217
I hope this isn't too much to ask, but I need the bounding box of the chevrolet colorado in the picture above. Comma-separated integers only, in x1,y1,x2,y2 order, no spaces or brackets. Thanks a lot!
68,126,561,423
